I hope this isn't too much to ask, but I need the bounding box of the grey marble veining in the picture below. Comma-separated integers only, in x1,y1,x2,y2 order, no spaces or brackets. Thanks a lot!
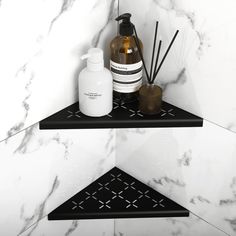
48,0,78,33
20,217,114,236
1,1,236,236
116,121,236,235
0,0,118,142
19,176,60,235
19,213,229,236
0,124,115,236
0,4,118,236
92,0,117,48
120,0,236,134
114,213,229,236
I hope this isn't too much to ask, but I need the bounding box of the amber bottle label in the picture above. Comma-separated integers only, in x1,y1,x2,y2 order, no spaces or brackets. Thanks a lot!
110,60,143,93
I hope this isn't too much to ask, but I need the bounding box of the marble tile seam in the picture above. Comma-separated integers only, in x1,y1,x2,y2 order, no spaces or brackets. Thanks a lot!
189,211,231,236
203,117,236,137
0,121,39,144
18,215,48,236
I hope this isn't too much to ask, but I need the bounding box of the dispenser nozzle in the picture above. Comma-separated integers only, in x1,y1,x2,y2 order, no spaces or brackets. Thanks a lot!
80,48,104,71
80,54,90,60
115,13,133,36
115,13,131,22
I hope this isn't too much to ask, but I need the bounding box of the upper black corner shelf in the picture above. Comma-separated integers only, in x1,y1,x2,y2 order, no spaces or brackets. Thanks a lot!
48,167,189,220
39,100,202,130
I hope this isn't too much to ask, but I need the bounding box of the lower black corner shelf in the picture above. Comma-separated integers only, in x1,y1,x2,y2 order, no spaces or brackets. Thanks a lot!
48,167,189,220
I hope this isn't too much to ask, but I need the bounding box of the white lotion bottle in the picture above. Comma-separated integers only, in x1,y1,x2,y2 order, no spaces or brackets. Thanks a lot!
78,48,113,117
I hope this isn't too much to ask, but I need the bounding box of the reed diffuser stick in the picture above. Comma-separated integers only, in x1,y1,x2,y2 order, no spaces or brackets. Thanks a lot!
152,30,179,83
150,21,159,82
151,40,162,84
133,25,151,83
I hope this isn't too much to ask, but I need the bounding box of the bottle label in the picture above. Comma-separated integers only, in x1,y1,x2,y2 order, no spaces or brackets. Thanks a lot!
110,60,143,93
84,92,102,100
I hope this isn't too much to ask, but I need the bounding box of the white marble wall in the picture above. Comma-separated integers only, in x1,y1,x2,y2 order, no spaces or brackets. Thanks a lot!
19,213,227,236
20,218,114,236
120,0,236,134
118,1,236,235
0,1,118,234
0,125,115,236
0,0,118,142
1,1,236,236
116,121,236,236
115,214,228,236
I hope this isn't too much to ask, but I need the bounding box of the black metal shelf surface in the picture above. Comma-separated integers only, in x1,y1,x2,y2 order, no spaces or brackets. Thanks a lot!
48,167,189,220
39,100,203,130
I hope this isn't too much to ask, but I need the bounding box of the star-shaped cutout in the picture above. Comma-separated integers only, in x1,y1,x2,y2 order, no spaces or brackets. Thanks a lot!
160,108,175,117
66,110,81,119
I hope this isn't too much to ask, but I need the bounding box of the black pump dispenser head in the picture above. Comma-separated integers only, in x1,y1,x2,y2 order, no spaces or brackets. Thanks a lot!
116,13,133,36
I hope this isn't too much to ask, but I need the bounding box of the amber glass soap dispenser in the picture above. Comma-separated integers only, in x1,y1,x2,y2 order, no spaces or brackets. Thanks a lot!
110,13,143,103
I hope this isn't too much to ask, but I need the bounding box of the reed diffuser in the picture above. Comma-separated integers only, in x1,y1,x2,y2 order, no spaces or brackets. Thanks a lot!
133,22,179,115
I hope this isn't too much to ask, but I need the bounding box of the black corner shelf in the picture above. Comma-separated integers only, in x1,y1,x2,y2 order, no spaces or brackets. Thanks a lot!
40,100,202,129
48,167,189,220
